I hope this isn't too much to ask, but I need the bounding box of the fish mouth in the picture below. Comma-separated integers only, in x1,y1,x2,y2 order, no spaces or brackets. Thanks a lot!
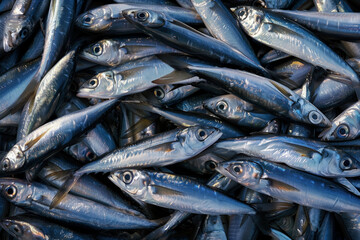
319,125,336,141
3,32,14,52
343,169,360,177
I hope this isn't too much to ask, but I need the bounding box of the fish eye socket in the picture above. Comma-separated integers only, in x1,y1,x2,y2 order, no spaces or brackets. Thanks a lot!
237,8,248,21
153,87,165,99
308,110,322,124
11,225,22,235
340,158,352,170
205,160,217,172
336,124,349,138
19,28,28,39
88,79,98,88
92,44,102,56
83,15,93,24
86,151,96,161
1,159,10,171
196,129,208,141
216,101,228,112
233,165,243,174
122,171,134,184
4,185,17,198
136,11,149,22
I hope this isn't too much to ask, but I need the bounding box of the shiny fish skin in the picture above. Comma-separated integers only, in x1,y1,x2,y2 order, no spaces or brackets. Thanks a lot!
161,55,330,127
217,159,360,213
122,9,268,75
0,99,119,174
191,0,259,63
80,37,181,67
75,3,202,34
214,135,360,177
234,6,360,84
109,169,256,215
0,178,158,230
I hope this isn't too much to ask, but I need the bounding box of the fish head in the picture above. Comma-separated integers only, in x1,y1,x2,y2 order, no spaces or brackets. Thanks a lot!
80,39,125,66
324,148,360,177
3,16,33,52
0,145,26,173
122,9,165,28
177,126,222,155
77,71,116,98
76,7,112,31
0,218,40,240
217,160,263,187
0,178,32,205
290,98,331,127
203,95,245,120
109,170,150,198
234,6,265,37
320,118,359,141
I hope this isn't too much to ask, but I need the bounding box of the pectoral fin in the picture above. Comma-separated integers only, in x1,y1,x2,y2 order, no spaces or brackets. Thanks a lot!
149,185,184,196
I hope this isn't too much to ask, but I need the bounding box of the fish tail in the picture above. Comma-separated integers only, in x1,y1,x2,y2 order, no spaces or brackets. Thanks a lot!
49,172,82,209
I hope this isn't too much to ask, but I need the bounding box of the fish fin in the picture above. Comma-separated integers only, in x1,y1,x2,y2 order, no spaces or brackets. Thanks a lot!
334,177,360,196
122,100,161,114
152,70,195,85
50,173,82,209
269,179,300,192
121,117,157,139
269,81,293,99
24,128,50,151
269,71,300,89
282,142,321,158
156,54,191,72
145,142,175,152
45,169,74,182
251,202,294,212
149,185,184,196
266,22,304,39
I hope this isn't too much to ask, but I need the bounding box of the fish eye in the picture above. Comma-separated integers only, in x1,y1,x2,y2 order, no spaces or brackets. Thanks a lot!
308,110,322,124
205,160,217,172
86,151,96,161
216,100,228,112
136,11,149,22
1,159,10,171
11,225,22,235
232,165,243,174
82,15,93,24
122,171,134,184
19,28,28,39
4,185,17,199
196,129,208,141
237,8,248,21
336,124,349,139
340,158,352,170
153,87,165,99
92,44,102,56
88,79,98,88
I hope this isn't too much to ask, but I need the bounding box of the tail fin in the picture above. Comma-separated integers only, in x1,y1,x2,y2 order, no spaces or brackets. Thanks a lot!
50,172,82,209
121,100,161,115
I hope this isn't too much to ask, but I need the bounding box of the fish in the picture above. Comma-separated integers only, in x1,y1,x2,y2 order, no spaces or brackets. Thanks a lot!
234,6,360,87
217,158,360,212
50,126,222,208
109,169,256,215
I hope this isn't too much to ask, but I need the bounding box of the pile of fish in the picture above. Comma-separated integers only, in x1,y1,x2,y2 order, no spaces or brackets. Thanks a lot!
0,0,360,239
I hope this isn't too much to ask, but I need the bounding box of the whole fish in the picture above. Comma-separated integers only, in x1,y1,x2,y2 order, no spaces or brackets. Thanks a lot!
50,126,221,208
320,100,360,141
234,6,360,85
204,94,276,130
217,159,360,213
79,37,180,67
109,169,256,215
161,55,330,127
0,99,119,175
0,178,158,230
77,56,195,99
267,9,360,40
76,4,202,34
191,0,259,63
3,0,50,52
17,50,76,141
214,135,360,177
122,9,268,75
